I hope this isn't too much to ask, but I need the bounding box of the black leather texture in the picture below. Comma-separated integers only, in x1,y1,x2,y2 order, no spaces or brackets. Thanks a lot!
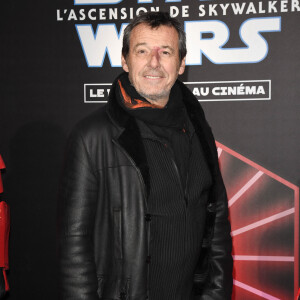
58,74,233,300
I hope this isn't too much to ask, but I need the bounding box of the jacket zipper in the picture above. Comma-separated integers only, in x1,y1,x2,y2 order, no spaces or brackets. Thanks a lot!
157,136,192,207
184,133,193,206
169,155,187,206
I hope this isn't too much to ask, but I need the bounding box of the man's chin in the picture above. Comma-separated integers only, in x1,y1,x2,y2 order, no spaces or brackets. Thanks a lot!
140,91,169,103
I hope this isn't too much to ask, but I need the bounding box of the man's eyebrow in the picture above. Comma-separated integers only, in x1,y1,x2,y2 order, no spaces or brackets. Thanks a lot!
133,43,147,50
133,43,175,52
160,46,175,53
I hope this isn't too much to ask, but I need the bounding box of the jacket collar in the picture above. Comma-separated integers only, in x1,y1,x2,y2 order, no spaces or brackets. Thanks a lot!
107,73,150,194
106,73,219,194
178,80,219,179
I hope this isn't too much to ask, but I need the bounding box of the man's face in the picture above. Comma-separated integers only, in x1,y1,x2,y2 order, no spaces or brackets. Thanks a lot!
121,24,185,107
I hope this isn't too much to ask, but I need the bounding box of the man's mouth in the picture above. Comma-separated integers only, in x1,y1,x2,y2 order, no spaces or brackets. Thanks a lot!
144,75,163,79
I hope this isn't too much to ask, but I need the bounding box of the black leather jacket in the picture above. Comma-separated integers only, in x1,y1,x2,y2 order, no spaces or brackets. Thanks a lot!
58,76,233,300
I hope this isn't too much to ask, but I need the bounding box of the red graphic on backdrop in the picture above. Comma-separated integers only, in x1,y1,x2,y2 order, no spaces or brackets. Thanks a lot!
216,142,299,300
0,155,5,193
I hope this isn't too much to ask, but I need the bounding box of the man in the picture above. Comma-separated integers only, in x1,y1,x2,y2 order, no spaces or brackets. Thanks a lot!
58,12,232,300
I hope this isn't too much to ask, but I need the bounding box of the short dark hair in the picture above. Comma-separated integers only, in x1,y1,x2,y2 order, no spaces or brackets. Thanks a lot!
122,12,187,61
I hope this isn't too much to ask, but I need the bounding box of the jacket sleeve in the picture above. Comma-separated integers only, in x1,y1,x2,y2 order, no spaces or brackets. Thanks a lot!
197,168,233,300
192,115,233,300
58,128,99,300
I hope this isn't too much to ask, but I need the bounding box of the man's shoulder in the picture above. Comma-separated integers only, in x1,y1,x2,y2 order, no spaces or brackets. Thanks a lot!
71,105,115,140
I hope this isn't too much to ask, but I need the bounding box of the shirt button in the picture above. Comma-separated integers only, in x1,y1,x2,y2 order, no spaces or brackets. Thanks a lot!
145,214,152,222
146,255,151,264
207,202,216,212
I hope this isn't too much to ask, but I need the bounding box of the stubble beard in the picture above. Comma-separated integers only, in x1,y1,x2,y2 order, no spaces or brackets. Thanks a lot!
128,72,171,104
137,89,170,103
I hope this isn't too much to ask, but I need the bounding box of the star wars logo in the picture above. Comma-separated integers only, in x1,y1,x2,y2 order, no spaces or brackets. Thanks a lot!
75,16,281,67
53,0,300,67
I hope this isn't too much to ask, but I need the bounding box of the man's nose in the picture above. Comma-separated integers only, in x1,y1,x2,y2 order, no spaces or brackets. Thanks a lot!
148,48,161,68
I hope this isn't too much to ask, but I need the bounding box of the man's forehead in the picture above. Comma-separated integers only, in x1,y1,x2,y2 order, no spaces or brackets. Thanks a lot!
129,24,179,48
133,43,174,51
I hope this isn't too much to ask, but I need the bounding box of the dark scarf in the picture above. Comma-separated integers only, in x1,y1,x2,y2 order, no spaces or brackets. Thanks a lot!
115,72,186,129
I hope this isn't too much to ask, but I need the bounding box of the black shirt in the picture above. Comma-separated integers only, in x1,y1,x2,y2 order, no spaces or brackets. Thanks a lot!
137,117,212,300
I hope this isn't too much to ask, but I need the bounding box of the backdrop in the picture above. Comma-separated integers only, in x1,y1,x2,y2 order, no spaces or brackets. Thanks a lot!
0,0,299,299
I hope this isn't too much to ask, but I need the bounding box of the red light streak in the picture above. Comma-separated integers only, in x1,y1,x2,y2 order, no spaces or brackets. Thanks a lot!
231,207,295,236
233,255,294,262
234,279,280,300
217,147,223,158
216,141,299,298
228,170,264,207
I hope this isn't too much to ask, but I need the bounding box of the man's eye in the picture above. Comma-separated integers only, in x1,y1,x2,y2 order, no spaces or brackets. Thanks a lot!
137,49,146,54
162,51,170,55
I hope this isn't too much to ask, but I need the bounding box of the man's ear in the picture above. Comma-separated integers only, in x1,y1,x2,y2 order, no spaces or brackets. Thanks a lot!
121,55,129,72
178,57,186,75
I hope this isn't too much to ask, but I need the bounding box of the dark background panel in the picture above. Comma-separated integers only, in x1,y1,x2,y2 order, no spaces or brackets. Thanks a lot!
0,0,299,299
